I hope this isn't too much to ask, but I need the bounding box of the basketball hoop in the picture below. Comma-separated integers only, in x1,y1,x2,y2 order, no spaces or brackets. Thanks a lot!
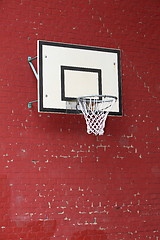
77,95,117,135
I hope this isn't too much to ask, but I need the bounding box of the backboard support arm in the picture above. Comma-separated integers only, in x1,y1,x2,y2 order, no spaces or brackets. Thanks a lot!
28,56,38,80
28,56,38,108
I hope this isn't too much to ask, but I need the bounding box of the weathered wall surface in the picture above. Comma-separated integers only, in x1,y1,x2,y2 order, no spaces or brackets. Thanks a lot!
0,0,160,239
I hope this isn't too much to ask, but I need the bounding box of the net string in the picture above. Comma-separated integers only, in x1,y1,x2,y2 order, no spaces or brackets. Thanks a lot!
78,96,116,135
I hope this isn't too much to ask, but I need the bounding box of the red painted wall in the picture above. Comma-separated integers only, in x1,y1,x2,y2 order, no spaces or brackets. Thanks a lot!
0,0,160,239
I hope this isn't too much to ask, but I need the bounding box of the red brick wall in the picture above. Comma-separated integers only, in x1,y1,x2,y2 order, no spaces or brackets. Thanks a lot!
0,0,160,239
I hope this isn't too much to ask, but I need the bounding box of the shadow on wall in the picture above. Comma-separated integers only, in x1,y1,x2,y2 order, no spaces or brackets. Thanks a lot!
0,219,57,239
0,175,57,239
71,229,107,240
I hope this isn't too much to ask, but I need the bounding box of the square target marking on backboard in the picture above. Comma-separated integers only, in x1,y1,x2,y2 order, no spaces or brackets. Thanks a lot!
38,40,122,115
61,66,102,101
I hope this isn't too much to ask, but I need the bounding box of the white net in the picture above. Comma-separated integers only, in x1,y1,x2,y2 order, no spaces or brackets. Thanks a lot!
78,95,117,135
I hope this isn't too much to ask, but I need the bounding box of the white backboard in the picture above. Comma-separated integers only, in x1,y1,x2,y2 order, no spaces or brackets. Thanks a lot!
38,40,122,115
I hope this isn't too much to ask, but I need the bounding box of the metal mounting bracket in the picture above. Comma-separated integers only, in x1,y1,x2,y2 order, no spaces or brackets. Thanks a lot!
28,56,38,109
28,56,38,80
28,100,38,109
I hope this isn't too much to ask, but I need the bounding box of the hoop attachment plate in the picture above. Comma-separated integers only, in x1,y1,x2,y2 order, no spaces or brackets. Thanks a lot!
77,95,117,135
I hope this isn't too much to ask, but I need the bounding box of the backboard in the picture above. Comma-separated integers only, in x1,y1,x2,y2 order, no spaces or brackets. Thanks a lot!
38,40,122,115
